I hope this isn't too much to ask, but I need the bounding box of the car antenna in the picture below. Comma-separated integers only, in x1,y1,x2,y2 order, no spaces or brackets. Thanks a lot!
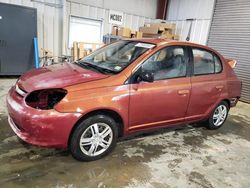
186,18,196,41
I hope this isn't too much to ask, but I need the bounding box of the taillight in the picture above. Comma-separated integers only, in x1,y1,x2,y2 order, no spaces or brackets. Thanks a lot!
25,89,67,110
227,59,237,68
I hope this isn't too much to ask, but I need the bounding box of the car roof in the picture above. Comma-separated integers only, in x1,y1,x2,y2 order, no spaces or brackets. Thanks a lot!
125,38,219,55
126,38,169,45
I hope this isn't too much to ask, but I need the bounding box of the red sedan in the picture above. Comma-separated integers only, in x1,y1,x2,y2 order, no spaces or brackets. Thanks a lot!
7,39,241,161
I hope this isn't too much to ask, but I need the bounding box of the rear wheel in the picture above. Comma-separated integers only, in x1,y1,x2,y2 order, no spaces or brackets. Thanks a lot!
70,114,118,161
206,101,229,129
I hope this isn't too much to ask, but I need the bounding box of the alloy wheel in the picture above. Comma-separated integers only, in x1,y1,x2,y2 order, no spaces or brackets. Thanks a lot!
213,104,228,127
79,123,113,157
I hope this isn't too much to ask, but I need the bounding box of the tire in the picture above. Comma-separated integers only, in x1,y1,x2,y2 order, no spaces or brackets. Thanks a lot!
70,114,118,161
205,101,229,130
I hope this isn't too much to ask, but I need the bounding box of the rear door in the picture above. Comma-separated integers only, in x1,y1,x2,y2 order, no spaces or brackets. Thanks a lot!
128,46,192,131
186,47,226,122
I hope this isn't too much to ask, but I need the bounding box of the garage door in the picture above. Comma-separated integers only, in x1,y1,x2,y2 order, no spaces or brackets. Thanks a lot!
207,0,250,103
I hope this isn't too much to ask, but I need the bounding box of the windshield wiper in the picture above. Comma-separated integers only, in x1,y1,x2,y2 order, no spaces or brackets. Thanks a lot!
74,61,102,73
78,61,116,74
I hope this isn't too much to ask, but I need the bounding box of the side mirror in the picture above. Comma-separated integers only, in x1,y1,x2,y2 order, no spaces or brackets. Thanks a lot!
138,71,154,82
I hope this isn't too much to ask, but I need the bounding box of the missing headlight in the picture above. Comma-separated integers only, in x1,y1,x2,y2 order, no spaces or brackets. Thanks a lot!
25,89,67,110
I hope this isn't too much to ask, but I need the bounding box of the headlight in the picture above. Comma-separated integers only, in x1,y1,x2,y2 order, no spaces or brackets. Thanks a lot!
25,89,67,110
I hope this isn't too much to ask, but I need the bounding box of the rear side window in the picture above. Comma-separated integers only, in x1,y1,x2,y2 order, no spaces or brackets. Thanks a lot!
192,48,222,75
214,55,222,73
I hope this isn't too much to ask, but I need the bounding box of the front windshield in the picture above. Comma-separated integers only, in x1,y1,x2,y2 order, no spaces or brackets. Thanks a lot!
79,40,155,74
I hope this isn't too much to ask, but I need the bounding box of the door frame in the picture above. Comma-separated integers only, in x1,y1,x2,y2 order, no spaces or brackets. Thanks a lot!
185,45,226,122
125,45,192,85
126,44,193,130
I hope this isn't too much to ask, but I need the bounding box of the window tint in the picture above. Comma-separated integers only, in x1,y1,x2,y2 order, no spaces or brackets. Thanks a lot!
141,46,187,80
192,48,222,75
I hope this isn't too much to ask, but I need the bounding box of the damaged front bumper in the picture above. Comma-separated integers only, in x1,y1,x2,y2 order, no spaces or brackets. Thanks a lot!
6,86,81,149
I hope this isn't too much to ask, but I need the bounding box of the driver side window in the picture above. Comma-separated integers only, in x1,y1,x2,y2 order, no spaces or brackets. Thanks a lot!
141,46,187,80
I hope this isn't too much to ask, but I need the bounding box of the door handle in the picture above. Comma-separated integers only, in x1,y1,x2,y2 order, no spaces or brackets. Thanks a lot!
132,84,139,91
178,90,190,95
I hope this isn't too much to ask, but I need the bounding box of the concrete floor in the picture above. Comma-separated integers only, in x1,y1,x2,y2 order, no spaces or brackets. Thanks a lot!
0,78,250,188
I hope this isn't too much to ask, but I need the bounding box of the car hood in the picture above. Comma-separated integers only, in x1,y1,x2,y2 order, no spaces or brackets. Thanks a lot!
18,63,109,92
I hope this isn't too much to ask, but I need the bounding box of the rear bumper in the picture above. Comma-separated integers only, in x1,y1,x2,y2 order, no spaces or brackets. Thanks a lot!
6,86,81,149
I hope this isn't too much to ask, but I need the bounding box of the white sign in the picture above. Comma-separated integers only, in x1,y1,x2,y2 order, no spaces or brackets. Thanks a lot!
109,10,123,25
135,43,155,49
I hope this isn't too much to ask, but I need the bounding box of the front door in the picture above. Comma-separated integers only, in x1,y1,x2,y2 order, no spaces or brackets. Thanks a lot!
128,46,191,131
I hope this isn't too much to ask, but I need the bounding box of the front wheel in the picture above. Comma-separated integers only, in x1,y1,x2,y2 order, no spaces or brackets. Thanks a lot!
70,114,118,161
206,101,229,129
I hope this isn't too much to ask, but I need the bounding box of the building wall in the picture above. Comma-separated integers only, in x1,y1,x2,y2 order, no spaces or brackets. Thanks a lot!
0,0,63,58
63,0,157,54
207,0,250,103
68,0,157,18
0,0,158,58
166,0,215,45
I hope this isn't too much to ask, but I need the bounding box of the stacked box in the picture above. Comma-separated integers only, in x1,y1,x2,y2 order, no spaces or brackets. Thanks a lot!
111,26,143,39
112,26,131,38
135,31,143,38
72,42,103,60
73,42,78,61
118,27,131,38
139,22,179,40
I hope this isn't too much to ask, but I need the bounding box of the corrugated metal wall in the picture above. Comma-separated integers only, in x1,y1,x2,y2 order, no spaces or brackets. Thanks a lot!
166,0,215,45
0,0,157,57
62,0,156,55
68,0,157,18
207,0,250,103
0,0,63,58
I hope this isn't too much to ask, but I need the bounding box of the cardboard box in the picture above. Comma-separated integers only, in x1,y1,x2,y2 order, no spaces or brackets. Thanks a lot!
139,25,159,34
130,30,136,38
79,49,86,59
117,27,131,38
164,28,175,35
131,31,143,38
161,33,174,39
160,30,174,39
136,31,143,38
173,34,180,40
78,42,84,50
140,23,176,35
72,42,103,60
142,33,161,38
161,23,176,30
112,25,119,36
162,30,172,35
73,42,78,61
131,30,136,35
142,31,174,39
